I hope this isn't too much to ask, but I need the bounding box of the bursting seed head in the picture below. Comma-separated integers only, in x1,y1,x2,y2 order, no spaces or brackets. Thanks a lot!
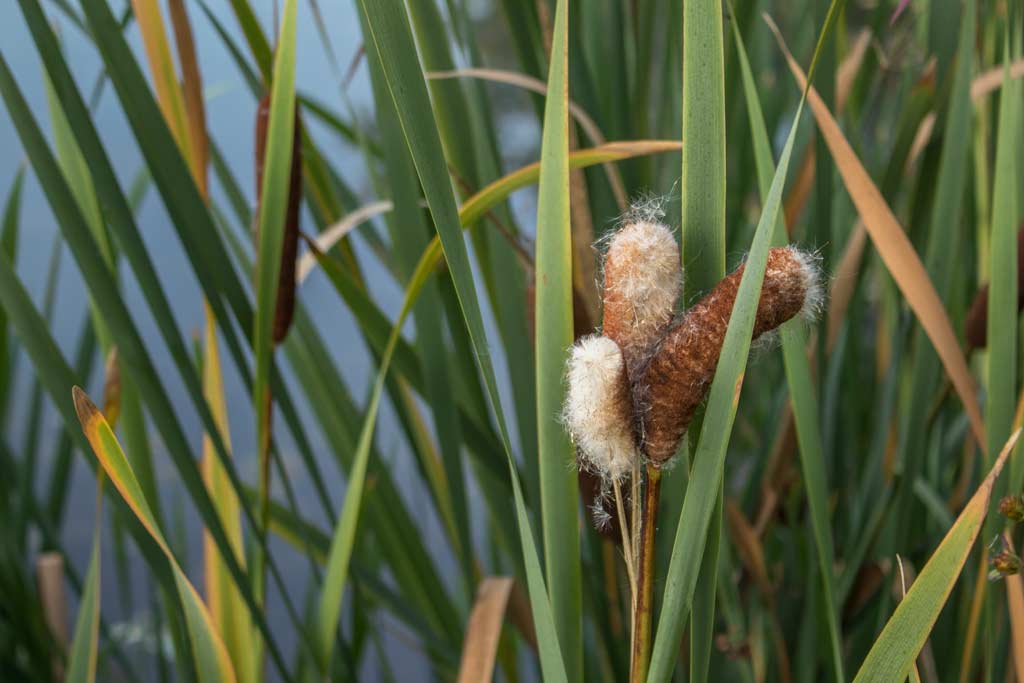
989,549,1022,581
999,494,1024,523
564,335,640,482
601,221,681,377
637,247,821,464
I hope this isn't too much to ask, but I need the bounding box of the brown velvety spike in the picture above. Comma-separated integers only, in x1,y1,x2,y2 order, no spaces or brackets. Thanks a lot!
638,247,817,464
964,225,1024,352
255,95,303,345
255,95,270,208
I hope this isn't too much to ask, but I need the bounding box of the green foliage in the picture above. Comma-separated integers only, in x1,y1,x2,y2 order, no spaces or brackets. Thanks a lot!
0,1,1022,681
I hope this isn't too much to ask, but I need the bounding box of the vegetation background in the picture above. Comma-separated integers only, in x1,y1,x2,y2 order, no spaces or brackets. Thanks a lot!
0,0,1022,681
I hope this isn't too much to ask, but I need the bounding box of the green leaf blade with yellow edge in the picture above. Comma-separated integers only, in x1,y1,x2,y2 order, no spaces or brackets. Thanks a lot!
72,387,237,683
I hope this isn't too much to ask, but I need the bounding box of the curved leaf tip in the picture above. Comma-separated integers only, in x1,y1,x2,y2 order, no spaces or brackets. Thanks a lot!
73,385,100,432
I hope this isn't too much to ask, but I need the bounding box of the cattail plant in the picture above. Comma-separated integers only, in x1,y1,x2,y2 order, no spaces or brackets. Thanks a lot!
601,220,682,377
637,246,821,463
565,216,821,681
255,94,303,345
964,224,1024,352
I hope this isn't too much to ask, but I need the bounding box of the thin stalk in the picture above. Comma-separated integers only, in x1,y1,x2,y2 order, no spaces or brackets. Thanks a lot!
253,386,272,678
630,464,662,683
613,478,637,600
631,460,641,578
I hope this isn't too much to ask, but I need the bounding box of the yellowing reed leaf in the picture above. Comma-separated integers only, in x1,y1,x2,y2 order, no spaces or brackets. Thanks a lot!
200,306,254,683
72,387,237,683
129,0,191,156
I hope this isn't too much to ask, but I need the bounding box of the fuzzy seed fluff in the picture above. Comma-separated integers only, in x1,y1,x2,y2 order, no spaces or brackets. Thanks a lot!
602,222,682,376
564,335,639,482
786,246,824,322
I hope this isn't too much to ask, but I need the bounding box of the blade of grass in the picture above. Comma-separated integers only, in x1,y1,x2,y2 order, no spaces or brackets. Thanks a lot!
224,0,272,81
730,9,845,680
252,2,297,657
533,2,581,680
14,238,63,549
680,0,726,293
852,430,1021,681
679,0,727,674
987,36,1020,492
648,7,842,681
65,480,102,683
73,388,237,683
355,1,568,678
0,167,24,421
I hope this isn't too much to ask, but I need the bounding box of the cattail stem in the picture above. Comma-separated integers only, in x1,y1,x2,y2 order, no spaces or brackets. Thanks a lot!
613,478,637,602
630,464,662,683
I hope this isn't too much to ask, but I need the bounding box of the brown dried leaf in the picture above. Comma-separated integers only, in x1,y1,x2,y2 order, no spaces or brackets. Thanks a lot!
457,577,515,683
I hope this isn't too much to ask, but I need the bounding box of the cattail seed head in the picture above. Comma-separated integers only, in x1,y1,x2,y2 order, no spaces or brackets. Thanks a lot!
964,225,1024,352
999,494,1024,523
601,221,681,376
637,247,820,464
564,335,639,482
255,95,303,345
989,548,1022,581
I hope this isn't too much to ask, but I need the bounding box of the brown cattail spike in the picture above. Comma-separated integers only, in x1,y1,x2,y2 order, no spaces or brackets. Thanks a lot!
601,221,681,377
564,335,640,482
638,247,820,464
255,95,303,345
964,225,1024,352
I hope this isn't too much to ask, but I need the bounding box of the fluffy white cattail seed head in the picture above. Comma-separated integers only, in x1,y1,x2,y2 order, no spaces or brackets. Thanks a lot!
564,335,639,482
602,221,681,376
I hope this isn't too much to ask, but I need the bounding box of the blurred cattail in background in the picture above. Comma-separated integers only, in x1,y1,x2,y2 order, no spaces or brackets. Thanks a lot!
964,225,1024,352
255,94,303,345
